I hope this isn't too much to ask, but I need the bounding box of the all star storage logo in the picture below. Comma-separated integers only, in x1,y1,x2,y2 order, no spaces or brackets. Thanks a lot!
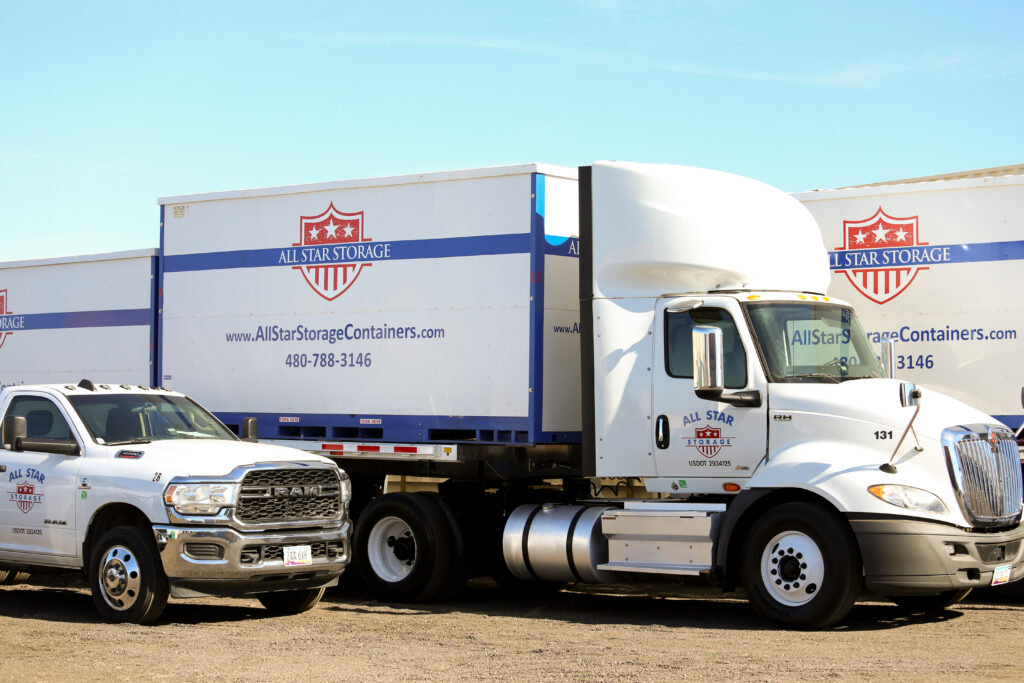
0,289,25,350
685,425,733,458
831,207,953,305
8,468,45,514
277,203,392,301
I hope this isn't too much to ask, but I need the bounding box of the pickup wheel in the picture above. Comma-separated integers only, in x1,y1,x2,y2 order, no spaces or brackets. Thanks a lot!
257,587,326,614
741,502,861,629
354,492,459,602
89,526,169,625
889,589,972,613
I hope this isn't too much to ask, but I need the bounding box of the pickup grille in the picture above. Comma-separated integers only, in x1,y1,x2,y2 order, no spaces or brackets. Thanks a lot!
236,467,341,523
943,426,1023,527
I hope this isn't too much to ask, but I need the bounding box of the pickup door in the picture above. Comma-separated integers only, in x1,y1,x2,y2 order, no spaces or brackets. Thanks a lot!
0,394,82,558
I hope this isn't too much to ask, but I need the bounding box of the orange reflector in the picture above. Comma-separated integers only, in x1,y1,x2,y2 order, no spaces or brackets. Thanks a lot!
723,482,741,492
747,294,761,300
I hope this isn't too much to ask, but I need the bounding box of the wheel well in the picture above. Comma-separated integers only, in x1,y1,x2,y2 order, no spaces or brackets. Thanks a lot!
83,503,151,568
721,489,858,591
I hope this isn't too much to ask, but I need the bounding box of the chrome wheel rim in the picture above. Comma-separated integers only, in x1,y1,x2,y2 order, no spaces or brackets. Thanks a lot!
98,544,142,611
760,531,824,607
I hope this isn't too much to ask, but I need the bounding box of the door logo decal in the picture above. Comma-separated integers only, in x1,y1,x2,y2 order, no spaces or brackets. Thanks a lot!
686,425,733,458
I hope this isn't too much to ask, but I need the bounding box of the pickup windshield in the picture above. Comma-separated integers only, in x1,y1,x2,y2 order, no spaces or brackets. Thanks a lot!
744,302,884,383
68,394,236,445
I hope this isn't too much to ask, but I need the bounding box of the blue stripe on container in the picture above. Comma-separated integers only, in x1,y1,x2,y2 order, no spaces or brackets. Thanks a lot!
830,240,1024,270
0,308,151,331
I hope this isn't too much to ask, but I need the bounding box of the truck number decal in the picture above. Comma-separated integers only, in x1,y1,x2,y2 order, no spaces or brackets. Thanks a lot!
874,430,894,440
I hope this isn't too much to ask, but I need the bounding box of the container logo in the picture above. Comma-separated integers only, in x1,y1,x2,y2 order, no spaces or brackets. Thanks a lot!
833,208,927,305
292,204,373,301
0,289,20,350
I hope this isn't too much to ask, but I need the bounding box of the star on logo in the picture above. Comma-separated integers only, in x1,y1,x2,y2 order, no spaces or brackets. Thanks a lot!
853,230,867,245
325,221,339,239
342,224,355,238
872,225,889,243
892,227,908,242
308,226,321,240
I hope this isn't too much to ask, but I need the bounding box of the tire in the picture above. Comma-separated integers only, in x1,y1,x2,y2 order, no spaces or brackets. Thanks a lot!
0,569,29,585
354,492,459,602
741,502,861,629
257,586,326,614
89,526,169,625
890,589,972,613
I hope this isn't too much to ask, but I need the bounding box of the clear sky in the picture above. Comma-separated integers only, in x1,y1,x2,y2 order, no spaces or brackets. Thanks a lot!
1,1,1021,261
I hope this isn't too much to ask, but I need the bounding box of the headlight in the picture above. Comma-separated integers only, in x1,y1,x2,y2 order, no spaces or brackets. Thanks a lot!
868,484,947,514
338,471,352,507
164,482,239,514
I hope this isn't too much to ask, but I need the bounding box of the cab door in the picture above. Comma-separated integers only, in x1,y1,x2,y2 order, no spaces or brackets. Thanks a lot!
0,394,83,557
651,297,768,481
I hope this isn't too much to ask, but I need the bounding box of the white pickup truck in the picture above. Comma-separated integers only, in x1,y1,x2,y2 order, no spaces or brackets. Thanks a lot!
0,380,351,623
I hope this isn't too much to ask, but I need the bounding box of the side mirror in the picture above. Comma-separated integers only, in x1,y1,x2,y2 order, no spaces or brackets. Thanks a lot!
880,338,895,379
241,417,259,442
2,415,27,450
899,382,921,408
693,326,724,399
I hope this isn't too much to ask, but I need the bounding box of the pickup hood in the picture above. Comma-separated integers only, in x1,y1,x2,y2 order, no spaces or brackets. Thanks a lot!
101,439,334,477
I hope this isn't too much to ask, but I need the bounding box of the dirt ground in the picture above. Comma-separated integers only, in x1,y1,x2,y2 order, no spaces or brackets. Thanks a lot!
1,578,1022,682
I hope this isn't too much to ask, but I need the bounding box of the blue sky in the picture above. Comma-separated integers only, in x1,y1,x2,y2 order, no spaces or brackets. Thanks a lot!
1,1,1021,261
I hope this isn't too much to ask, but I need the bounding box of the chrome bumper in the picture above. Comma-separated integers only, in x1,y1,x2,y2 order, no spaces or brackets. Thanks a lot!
152,521,351,598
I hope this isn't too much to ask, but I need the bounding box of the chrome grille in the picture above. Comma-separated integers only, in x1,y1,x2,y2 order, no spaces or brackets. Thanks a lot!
236,467,341,523
943,425,1023,527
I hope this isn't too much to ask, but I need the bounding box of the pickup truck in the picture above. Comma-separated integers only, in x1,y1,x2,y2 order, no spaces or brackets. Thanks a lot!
0,380,351,623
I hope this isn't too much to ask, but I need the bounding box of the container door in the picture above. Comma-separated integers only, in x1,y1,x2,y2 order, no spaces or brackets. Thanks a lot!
651,299,768,481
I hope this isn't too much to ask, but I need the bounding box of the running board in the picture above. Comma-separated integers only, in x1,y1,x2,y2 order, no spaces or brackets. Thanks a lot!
597,502,723,576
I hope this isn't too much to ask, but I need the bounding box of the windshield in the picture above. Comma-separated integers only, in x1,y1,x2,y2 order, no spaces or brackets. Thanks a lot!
68,393,237,445
744,302,884,383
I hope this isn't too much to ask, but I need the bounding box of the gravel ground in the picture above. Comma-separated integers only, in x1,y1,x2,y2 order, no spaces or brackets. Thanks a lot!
1,578,1022,681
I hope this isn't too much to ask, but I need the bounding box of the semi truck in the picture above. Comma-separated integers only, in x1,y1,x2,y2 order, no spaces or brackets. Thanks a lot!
152,162,1023,627
2,162,1022,627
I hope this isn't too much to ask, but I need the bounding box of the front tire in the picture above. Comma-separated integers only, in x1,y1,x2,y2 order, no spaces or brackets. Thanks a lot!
741,502,861,628
257,587,326,614
89,526,169,625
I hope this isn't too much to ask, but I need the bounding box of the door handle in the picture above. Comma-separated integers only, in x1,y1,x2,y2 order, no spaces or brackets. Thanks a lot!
655,415,670,449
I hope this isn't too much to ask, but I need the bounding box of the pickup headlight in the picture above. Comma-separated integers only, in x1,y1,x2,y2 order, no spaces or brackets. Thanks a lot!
868,484,947,514
164,482,239,514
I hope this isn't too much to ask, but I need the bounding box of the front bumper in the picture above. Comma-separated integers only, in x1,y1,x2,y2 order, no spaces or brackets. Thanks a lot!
152,521,351,598
851,516,1024,595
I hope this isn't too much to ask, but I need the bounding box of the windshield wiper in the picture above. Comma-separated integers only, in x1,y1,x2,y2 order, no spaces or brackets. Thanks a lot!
785,373,841,384
105,438,153,446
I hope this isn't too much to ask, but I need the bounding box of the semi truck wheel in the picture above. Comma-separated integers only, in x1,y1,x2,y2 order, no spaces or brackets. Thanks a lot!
889,589,972,613
354,492,459,602
257,587,326,614
89,526,169,625
741,502,861,628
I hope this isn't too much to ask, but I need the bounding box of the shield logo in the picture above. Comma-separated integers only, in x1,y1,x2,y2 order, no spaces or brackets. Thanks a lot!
293,203,370,301
837,208,924,305
15,482,37,513
0,289,9,351
695,425,722,458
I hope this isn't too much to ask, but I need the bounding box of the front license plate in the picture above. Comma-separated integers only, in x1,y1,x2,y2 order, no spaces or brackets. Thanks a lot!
991,564,1011,586
283,545,312,566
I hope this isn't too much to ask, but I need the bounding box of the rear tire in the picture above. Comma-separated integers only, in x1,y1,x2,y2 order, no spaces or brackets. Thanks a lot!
741,502,861,628
354,492,459,602
257,587,326,614
890,589,972,613
89,526,169,625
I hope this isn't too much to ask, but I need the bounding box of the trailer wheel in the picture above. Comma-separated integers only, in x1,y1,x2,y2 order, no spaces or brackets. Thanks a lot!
89,526,169,625
257,586,326,614
741,502,861,628
889,589,972,613
355,492,458,602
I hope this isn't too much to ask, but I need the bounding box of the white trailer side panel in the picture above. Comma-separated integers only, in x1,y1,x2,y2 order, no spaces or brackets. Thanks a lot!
797,175,1024,426
0,251,156,389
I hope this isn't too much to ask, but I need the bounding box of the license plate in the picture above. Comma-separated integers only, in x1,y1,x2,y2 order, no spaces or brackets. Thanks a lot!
283,545,312,566
991,563,1011,586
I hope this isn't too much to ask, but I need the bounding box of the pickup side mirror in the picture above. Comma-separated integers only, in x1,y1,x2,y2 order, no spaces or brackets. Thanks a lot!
692,325,762,408
241,417,259,443
2,414,80,455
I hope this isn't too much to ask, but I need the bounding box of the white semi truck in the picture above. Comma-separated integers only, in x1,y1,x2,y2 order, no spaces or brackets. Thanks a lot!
147,162,1023,628
0,381,352,624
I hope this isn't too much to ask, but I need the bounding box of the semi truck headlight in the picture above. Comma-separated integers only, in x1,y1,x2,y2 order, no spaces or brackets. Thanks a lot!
868,484,947,514
338,471,352,507
164,483,239,514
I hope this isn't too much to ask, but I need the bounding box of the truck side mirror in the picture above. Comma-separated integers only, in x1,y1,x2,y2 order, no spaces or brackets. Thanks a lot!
241,417,259,442
2,415,27,451
693,325,724,399
880,338,895,378
899,382,921,408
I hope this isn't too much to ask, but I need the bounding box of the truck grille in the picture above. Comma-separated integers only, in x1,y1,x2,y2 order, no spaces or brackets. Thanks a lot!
943,426,1023,527
236,467,342,523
